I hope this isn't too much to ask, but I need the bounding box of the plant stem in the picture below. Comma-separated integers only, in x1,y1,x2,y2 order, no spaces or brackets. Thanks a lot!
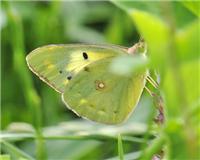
141,135,166,160
118,134,124,160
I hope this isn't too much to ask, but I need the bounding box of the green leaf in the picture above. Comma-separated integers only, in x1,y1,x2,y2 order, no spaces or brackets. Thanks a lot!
175,20,200,62
113,1,197,28
129,9,169,68
110,54,148,76
181,1,200,17
112,1,199,67
163,59,200,116
163,59,200,159
112,1,170,68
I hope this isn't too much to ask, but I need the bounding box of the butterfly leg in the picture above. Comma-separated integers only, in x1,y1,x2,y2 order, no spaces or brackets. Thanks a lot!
145,76,165,125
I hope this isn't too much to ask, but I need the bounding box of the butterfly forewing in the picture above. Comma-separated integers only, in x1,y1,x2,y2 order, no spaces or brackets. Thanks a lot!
26,44,127,93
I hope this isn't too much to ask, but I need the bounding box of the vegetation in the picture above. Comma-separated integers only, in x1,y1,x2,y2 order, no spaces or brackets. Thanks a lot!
1,1,199,160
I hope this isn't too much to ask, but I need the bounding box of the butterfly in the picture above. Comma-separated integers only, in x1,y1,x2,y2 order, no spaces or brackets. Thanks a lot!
26,43,148,124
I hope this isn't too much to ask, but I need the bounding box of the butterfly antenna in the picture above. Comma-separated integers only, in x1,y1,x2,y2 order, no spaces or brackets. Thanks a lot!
146,76,159,89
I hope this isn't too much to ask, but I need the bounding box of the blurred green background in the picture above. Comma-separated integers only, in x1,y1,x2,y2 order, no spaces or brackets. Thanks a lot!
1,1,199,160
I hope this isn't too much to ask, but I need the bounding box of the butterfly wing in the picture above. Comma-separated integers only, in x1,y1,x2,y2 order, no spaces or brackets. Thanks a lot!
26,44,127,93
62,57,148,124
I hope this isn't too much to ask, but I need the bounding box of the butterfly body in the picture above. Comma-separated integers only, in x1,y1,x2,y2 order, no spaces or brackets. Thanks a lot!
26,44,147,124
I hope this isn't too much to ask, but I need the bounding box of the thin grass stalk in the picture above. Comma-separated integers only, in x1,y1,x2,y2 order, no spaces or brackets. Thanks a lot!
1,140,34,160
118,134,124,160
5,2,46,159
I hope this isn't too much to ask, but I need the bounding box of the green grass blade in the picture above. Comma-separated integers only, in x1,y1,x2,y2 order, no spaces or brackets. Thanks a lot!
1,140,34,160
117,134,124,160
1,132,146,143
141,135,165,160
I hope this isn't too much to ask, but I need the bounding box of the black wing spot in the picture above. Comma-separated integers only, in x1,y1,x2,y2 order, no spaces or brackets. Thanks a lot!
59,70,63,74
82,52,88,60
67,76,72,80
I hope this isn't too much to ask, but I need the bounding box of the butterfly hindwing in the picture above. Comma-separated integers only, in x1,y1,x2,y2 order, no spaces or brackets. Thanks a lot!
26,44,127,93
62,58,148,124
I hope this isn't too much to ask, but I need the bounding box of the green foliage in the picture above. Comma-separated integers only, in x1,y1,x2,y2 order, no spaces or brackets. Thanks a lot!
1,1,199,160
113,0,200,159
0,155,11,160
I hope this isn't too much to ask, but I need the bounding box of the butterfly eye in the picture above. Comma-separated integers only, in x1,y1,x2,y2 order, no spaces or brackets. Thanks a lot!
82,52,88,60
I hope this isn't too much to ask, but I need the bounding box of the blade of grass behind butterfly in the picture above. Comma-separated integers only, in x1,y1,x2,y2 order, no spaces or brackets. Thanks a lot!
1,132,145,144
1,140,34,160
5,2,46,159
1,120,151,144
117,134,124,160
